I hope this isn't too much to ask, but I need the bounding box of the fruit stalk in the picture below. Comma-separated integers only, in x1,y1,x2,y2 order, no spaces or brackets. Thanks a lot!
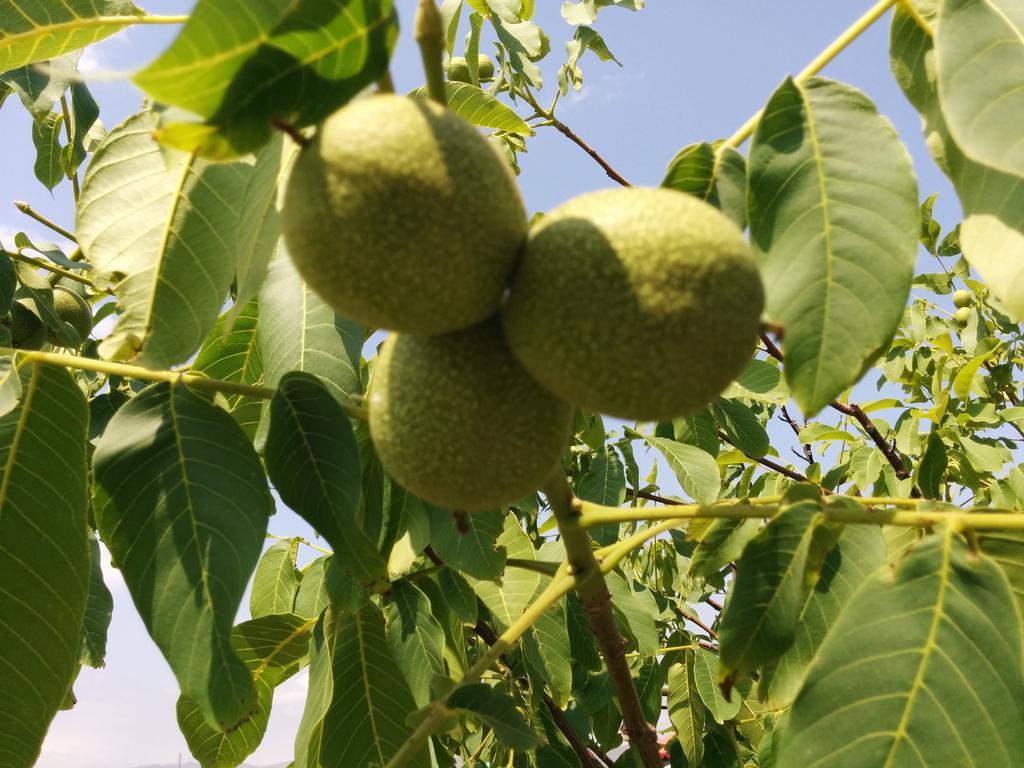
542,470,663,768
415,0,447,106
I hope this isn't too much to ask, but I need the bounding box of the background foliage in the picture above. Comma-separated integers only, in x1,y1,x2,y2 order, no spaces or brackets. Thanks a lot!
1,1,1023,767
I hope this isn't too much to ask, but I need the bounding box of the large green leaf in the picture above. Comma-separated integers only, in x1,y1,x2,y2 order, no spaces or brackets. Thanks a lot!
94,381,272,730
667,651,705,768
689,517,761,581
249,538,300,618
522,594,572,706
712,398,769,458
133,0,398,158
383,581,445,708
646,436,720,503
177,613,313,768
191,299,264,439
892,4,1024,318
0,362,89,768
748,77,918,415
0,0,144,71
660,141,747,228
778,529,1024,766
265,372,386,583
295,605,427,768
692,647,741,724
717,492,825,683
76,109,251,368
257,252,362,407
936,0,1024,178
759,521,886,706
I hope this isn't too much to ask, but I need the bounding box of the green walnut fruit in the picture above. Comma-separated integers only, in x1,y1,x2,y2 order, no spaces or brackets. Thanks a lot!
282,94,527,335
448,54,494,83
477,54,495,82
955,307,972,326
48,286,92,345
4,300,46,350
952,289,973,309
503,187,764,421
369,319,573,512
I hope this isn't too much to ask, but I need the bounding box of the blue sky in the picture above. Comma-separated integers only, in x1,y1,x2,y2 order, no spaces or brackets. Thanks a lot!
0,3,965,767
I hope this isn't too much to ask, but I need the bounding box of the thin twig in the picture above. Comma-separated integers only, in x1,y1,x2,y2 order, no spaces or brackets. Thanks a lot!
516,86,631,187
718,429,812,485
4,250,100,290
760,330,912,481
14,201,77,242
780,405,813,463
270,119,310,148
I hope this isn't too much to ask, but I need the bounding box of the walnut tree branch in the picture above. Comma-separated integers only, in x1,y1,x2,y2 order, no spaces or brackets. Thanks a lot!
542,470,662,768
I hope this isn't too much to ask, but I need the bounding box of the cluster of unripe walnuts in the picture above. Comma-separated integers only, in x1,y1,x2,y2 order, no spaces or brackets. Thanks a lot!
2,286,93,350
282,94,765,512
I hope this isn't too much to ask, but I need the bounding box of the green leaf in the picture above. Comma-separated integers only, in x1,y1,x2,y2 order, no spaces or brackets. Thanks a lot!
718,493,825,682
522,596,572,705
449,682,541,750
12,261,79,347
249,538,300,618
575,446,626,546
914,429,948,500
689,517,761,580
748,77,918,415
229,135,287,327
437,566,478,624
646,436,721,504
0,1,144,70
80,534,113,668
417,82,532,135
467,514,540,629
178,678,273,768
30,111,64,191
604,572,660,654
295,605,427,768
759,521,886,706
293,556,369,620
0,362,89,768
0,249,17,315
257,252,362,407
426,506,507,580
667,652,705,768
177,613,313,768
76,109,251,368
134,0,398,158
383,581,445,708
1,53,79,117
891,5,1024,318
712,399,769,458
191,299,264,439
94,381,272,730
978,524,1024,619
265,372,386,583
660,142,746,228
936,0,1024,178
692,647,741,724
66,80,99,175
777,530,1024,767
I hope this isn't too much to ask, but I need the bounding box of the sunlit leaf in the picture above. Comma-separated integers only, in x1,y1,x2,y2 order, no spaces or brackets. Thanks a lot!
94,381,272,730
748,77,918,415
777,530,1024,766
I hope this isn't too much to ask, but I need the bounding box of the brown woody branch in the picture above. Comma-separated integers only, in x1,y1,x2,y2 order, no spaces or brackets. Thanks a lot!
780,405,813,464
543,472,662,768
717,429,812,485
759,330,912,481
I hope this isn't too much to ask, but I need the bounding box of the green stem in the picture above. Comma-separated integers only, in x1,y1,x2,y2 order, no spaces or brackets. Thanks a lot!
719,0,900,152
59,95,81,202
0,348,368,420
579,499,1024,531
13,201,77,242
4,250,97,289
897,0,935,35
543,471,662,768
383,569,577,768
415,0,447,106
